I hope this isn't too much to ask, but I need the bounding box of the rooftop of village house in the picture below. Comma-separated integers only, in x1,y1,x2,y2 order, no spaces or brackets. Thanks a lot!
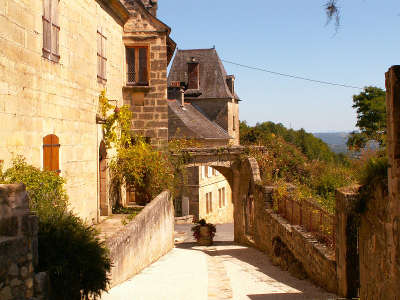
168,48,241,101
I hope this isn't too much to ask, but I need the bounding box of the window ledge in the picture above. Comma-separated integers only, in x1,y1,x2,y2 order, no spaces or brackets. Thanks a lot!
123,85,151,93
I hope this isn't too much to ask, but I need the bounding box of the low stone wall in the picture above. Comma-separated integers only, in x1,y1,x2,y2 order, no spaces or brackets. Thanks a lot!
105,191,174,287
237,184,338,293
175,215,194,224
0,184,47,300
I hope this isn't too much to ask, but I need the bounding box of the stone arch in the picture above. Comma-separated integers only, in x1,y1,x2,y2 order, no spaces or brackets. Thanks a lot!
180,149,261,241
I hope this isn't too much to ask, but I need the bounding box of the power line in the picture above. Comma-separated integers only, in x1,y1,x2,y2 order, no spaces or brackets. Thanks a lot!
221,59,363,90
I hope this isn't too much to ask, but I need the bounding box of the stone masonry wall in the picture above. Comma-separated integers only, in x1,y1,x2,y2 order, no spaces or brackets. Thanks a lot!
123,6,170,147
238,183,338,293
104,190,174,287
0,184,45,300
0,0,126,222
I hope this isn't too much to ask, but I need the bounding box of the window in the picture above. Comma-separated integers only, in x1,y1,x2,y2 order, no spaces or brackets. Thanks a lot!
206,192,212,214
97,26,107,83
233,115,236,131
43,134,60,174
222,187,226,207
42,0,60,62
201,166,206,180
126,46,149,86
207,166,212,178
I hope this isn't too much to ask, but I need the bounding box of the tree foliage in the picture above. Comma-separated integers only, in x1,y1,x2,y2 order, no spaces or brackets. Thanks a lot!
240,121,355,212
0,156,111,299
0,155,68,220
347,86,386,150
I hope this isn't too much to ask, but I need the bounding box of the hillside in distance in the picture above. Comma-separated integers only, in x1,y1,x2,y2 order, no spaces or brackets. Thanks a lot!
312,132,349,153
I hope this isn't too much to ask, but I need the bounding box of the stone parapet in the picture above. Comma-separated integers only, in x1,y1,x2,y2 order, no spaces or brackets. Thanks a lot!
104,190,174,287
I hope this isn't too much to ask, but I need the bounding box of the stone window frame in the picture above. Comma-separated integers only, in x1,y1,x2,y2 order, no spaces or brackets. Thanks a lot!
97,26,107,84
42,0,60,63
125,44,150,86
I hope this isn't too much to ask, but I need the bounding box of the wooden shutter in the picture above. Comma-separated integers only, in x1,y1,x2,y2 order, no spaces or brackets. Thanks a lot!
42,0,51,55
209,192,212,212
188,63,199,89
97,27,107,82
138,48,148,84
51,0,60,59
43,134,60,174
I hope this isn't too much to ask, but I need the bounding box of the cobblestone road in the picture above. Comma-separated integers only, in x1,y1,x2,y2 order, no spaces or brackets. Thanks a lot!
101,224,337,300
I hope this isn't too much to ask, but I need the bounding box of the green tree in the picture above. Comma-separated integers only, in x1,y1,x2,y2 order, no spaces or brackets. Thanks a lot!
347,86,386,150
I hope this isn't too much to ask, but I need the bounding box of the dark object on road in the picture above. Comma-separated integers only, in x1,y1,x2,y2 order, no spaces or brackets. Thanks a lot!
191,219,216,246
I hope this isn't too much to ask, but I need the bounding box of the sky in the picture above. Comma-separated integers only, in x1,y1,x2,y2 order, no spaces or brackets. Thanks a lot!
157,0,400,132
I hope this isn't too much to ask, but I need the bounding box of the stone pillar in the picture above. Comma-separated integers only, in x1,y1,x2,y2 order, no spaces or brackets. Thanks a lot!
385,65,400,297
335,187,360,298
386,65,400,216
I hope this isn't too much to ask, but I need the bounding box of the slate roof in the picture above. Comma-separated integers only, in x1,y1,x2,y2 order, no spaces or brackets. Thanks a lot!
168,48,240,100
168,99,232,141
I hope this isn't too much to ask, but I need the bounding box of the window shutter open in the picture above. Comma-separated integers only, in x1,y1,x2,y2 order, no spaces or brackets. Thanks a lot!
138,48,148,84
42,0,51,54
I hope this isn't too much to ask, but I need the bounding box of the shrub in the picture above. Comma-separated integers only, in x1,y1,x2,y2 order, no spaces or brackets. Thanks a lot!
38,213,111,300
0,155,68,220
1,156,111,299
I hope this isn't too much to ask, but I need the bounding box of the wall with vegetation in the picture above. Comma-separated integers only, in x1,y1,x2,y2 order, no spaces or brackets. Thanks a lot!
104,191,174,287
237,182,338,294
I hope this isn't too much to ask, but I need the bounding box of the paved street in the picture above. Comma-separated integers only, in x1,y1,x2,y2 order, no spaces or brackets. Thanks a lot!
102,224,336,300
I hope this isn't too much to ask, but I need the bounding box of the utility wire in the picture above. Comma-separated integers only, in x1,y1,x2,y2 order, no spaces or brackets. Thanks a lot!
221,59,363,90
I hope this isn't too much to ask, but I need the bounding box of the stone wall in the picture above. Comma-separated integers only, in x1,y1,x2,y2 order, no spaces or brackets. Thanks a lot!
0,184,47,300
0,0,127,222
123,3,171,147
104,190,174,287
236,183,338,293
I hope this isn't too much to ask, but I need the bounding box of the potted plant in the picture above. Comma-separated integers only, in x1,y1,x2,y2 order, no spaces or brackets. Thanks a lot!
191,219,216,246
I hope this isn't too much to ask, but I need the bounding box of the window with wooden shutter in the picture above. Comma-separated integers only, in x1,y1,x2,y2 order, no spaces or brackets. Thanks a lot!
126,46,149,86
42,0,60,62
43,134,60,174
97,26,107,83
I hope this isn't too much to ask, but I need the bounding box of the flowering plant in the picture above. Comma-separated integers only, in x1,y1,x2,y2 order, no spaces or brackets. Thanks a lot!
191,219,216,241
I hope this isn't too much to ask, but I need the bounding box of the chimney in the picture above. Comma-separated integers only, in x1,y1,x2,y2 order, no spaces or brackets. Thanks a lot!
187,57,199,90
226,75,235,96
147,0,158,17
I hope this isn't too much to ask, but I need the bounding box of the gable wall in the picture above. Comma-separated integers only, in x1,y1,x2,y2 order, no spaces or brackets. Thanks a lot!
0,0,126,222
123,7,169,147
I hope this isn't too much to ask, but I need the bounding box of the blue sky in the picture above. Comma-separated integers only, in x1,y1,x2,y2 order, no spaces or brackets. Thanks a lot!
158,1,400,132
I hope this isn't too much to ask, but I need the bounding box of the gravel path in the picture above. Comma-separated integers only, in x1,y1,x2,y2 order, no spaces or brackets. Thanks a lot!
102,224,337,300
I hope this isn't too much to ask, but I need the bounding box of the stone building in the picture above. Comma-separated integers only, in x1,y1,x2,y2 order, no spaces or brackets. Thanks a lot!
0,0,175,222
167,48,240,223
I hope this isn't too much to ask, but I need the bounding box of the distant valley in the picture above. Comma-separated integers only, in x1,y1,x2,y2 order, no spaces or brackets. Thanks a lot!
312,132,349,153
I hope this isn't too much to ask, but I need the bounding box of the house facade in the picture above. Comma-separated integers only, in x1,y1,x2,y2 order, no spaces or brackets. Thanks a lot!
167,48,240,223
0,0,174,222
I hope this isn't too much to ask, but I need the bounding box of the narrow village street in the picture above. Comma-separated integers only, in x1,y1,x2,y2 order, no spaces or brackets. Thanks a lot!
102,224,336,300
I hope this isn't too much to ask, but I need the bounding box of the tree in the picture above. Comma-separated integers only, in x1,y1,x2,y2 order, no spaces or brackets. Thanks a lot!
347,86,386,150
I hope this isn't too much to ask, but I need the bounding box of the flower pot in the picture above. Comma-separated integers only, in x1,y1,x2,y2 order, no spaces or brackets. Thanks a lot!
197,225,213,246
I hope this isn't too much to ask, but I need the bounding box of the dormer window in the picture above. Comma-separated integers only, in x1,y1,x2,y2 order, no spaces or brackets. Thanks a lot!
126,46,149,86
187,58,199,90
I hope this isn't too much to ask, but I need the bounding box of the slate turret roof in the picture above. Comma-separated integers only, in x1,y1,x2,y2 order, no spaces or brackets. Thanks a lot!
168,48,240,100
167,99,232,141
